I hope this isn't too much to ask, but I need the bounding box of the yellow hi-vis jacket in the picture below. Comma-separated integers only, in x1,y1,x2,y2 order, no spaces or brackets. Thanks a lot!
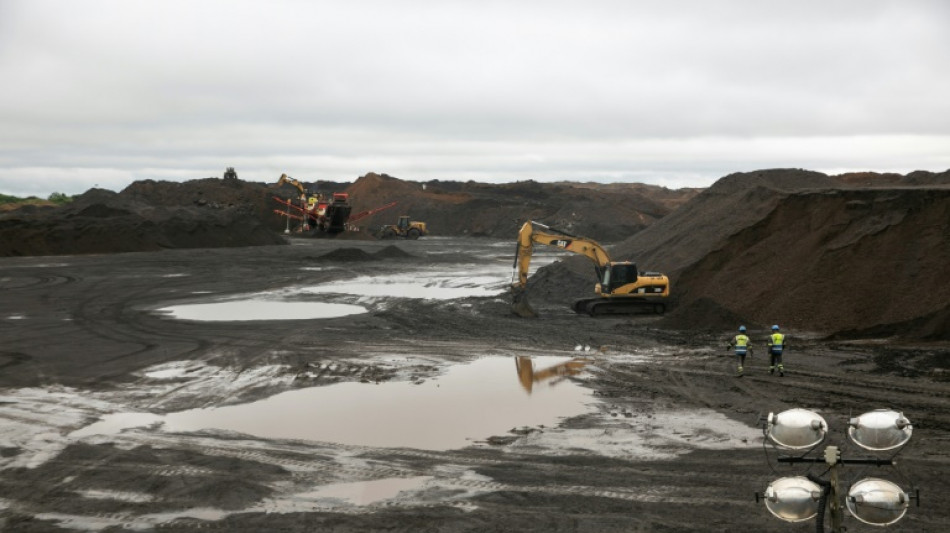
733,334,750,355
768,333,785,354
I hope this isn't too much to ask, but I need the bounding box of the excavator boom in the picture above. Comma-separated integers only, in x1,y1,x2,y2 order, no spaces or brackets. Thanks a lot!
513,221,611,288
272,174,306,195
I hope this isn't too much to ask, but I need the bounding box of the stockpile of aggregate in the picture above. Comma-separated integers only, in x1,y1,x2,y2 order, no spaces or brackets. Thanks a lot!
531,169,950,340
0,172,697,256
312,245,413,262
0,180,286,256
344,172,698,241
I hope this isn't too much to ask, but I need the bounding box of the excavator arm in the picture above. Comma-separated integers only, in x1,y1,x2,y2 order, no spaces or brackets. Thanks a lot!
511,221,612,317
272,174,306,195
512,221,611,289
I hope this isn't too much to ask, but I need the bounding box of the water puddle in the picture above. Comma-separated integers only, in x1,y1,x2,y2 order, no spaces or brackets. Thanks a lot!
155,259,561,322
157,300,367,321
295,476,433,506
72,356,597,450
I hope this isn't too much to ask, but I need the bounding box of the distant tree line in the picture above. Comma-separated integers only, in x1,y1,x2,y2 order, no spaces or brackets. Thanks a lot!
0,192,76,206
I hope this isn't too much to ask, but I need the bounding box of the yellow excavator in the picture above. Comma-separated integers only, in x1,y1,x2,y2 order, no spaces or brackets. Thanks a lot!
272,173,309,198
511,220,670,317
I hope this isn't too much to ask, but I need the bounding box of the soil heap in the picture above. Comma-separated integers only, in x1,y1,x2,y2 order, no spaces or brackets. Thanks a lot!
0,172,697,256
0,179,286,256
343,172,698,241
530,169,950,340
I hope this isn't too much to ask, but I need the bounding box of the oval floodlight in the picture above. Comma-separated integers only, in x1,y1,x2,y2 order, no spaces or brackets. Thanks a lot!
848,409,912,452
766,408,827,450
764,477,822,522
847,478,909,526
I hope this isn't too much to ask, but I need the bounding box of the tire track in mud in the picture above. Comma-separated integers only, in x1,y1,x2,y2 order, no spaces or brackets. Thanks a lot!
72,280,196,364
0,351,31,370
0,272,77,292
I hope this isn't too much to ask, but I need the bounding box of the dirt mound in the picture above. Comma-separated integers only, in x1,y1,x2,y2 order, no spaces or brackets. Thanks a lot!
315,248,375,261
594,169,836,277
600,169,950,339
343,172,698,242
522,168,949,339
313,245,414,262
524,255,596,306
654,297,757,332
122,177,292,231
373,245,414,259
0,186,286,256
835,169,950,187
1,172,700,256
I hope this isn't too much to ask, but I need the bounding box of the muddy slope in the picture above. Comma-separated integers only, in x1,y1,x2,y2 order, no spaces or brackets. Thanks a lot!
529,169,950,339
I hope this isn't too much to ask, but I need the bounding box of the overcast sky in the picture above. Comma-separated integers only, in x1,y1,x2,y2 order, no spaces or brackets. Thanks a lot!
1,0,949,197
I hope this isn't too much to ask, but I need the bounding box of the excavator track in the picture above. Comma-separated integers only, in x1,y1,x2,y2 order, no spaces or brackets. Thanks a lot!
573,298,666,316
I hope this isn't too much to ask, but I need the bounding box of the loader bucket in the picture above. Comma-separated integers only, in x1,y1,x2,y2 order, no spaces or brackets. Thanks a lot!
511,289,538,318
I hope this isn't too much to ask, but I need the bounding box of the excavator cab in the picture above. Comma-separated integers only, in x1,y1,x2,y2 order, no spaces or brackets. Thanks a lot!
602,263,638,293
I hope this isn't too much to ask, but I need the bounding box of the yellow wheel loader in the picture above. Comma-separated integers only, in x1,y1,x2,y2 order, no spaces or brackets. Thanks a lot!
511,220,670,317
378,215,427,239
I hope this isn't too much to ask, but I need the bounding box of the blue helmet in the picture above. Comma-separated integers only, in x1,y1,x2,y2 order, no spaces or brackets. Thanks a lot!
772,325,780,331
738,325,746,332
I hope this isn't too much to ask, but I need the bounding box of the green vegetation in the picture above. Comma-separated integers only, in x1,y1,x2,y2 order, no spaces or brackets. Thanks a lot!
47,192,74,204
0,192,76,207
0,193,30,205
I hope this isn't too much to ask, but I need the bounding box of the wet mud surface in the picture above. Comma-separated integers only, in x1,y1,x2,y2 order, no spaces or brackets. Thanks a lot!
1,238,948,531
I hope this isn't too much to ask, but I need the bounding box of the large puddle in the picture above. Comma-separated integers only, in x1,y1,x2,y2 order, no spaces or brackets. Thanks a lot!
157,300,367,321
155,264,521,322
299,269,507,300
72,356,597,450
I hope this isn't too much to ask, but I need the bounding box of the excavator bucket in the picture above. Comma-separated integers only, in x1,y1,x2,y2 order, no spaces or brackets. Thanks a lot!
511,288,538,318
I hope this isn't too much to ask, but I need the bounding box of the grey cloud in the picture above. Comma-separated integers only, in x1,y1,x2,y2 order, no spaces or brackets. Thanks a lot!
1,0,949,196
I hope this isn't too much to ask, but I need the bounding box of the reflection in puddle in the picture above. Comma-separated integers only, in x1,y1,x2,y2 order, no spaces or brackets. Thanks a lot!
157,300,367,321
516,356,591,394
72,356,596,450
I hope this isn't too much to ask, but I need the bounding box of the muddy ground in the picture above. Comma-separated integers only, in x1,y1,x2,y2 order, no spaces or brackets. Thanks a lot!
1,238,948,532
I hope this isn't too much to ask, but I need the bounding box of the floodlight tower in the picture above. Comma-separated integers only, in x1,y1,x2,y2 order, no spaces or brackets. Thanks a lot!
756,408,919,532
